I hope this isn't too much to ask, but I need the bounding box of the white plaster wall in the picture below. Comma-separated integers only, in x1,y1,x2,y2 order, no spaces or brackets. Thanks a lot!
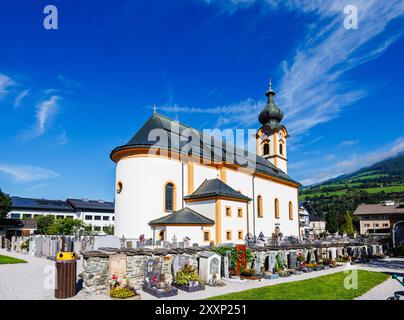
220,199,248,244
165,225,214,246
115,156,184,239
187,200,215,221
226,168,299,238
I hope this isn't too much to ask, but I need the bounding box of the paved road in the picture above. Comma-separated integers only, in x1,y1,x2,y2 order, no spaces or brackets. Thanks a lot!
1,249,404,300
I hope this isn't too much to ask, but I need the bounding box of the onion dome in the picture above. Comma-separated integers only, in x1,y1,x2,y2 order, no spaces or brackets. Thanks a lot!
258,80,284,128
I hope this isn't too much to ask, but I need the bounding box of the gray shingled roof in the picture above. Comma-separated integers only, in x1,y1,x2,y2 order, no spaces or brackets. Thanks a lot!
184,178,251,201
149,207,214,225
110,113,298,185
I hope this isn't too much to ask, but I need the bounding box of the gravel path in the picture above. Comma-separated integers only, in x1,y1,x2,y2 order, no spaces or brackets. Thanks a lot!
1,249,403,300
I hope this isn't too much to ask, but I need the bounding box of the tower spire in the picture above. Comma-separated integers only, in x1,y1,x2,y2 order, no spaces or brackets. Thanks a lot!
153,104,157,114
259,79,284,128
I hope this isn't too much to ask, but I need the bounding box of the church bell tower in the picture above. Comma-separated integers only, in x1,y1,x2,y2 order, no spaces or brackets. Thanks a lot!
256,80,289,173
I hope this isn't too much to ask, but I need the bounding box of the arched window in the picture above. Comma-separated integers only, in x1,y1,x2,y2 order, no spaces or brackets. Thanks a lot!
289,201,293,220
275,198,280,219
263,143,270,156
279,143,284,156
257,195,263,218
116,181,123,194
164,182,176,212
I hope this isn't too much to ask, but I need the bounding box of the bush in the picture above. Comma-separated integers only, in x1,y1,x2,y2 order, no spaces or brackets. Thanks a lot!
110,287,136,299
241,269,256,277
174,264,201,286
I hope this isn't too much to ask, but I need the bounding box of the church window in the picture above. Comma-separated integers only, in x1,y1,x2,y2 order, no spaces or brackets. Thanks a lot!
263,143,270,155
203,231,210,242
225,207,232,217
237,208,243,218
116,181,123,194
279,143,284,156
257,195,263,218
226,231,232,241
275,198,280,219
238,231,243,240
289,201,293,220
164,182,176,212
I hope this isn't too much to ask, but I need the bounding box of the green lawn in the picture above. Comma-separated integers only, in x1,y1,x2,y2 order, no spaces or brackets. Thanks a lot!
0,254,27,265
207,270,388,300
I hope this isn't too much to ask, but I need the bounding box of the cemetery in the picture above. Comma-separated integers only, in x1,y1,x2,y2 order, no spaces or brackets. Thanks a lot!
0,233,399,300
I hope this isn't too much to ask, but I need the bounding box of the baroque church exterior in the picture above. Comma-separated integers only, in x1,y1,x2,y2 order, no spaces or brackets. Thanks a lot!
110,83,300,245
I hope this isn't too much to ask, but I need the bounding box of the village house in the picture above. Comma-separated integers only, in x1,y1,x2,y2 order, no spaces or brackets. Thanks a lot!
7,197,114,234
354,200,404,237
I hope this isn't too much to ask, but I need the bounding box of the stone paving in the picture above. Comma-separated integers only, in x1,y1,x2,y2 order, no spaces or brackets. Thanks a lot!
1,249,403,300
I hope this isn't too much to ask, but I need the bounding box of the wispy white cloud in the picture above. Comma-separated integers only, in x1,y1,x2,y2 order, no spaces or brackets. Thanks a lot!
35,95,60,135
17,95,61,141
54,130,69,146
298,137,404,185
0,163,59,183
175,1,404,136
0,73,16,98
339,139,359,146
14,89,29,108
57,75,81,88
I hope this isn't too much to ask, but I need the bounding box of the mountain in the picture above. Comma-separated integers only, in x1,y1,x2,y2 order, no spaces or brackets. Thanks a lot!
300,153,404,200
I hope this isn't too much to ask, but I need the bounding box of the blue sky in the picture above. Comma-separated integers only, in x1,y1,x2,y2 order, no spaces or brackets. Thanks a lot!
0,0,403,201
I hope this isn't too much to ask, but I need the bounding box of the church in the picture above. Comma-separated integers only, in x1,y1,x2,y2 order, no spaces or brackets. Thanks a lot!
110,82,300,245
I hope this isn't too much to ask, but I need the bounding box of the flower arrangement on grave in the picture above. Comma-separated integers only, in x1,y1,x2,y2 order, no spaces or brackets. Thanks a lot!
305,262,318,269
174,264,202,287
240,268,256,277
110,286,138,299
211,246,253,276
110,274,121,289
109,274,139,299
20,241,29,251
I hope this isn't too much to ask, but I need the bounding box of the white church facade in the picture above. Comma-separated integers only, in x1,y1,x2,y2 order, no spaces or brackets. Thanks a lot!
111,83,300,246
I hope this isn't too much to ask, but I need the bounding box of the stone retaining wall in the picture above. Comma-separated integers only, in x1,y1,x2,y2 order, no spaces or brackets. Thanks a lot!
81,243,384,295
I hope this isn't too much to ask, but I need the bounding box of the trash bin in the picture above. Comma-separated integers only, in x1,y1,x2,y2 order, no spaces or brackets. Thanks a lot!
55,252,77,299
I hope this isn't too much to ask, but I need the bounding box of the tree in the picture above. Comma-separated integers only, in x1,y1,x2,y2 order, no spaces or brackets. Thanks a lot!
342,211,355,237
47,219,86,235
103,225,114,235
0,189,12,218
326,213,338,234
35,215,55,234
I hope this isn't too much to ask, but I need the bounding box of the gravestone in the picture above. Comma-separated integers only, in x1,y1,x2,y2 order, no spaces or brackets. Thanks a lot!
143,258,178,298
265,252,277,273
35,237,43,257
172,254,190,277
29,237,36,256
93,235,121,250
235,245,247,275
253,255,261,273
330,248,337,260
309,250,316,263
222,253,230,278
42,238,50,257
199,251,221,285
109,253,127,279
288,251,297,269
314,249,320,262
